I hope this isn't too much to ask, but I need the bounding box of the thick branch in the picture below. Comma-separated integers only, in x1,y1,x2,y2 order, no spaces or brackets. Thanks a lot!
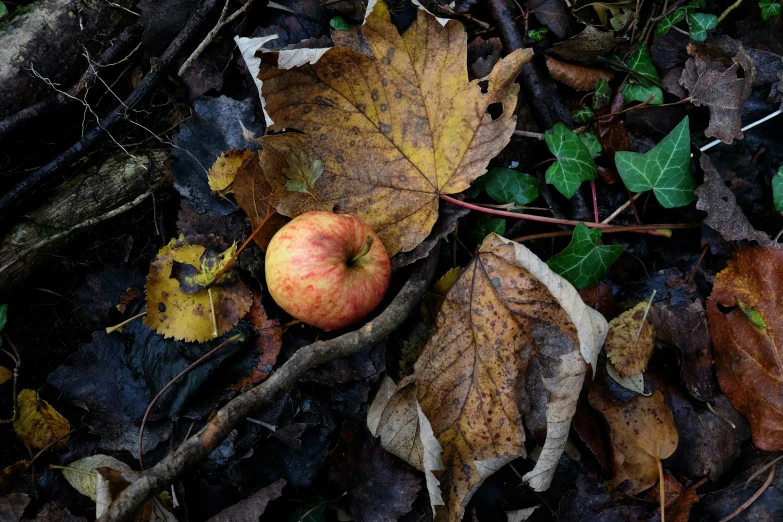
97,251,439,522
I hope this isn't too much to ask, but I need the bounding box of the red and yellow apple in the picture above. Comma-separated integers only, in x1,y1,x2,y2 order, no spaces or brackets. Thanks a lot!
265,211,391,331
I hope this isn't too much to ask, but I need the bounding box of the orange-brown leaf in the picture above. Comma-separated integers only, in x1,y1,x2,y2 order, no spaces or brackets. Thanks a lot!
706,245,783,451
588,384,679,494
604,301,655,376
545,56,614,91
237,2,532,256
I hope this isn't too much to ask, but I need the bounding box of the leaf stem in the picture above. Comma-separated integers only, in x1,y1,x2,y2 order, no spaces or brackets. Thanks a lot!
512,223,699,242
349,236,374,263
591,180,599,223
718,0,744,22
657,458,666,522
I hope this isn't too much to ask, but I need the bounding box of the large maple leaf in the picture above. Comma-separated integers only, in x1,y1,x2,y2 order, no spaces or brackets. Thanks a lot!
235,2,532,256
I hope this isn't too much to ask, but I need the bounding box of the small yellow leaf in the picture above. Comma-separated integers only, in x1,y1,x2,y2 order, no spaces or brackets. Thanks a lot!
604,301,655,376
59,454,136,501
0,365,12,385
207,149,254,195
433,267,463,296
144,237,253,342
13,389,70,450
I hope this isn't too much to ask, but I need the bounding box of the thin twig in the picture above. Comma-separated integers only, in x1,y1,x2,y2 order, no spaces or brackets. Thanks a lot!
699,109,782,152
602,193,644,224
512,130,545,140
590,180,599,223
512,223,699,242
686,245,709,284
138,334,245,469
0,333,21,424
100,252,439,522
717,465,776,522
718,0,744,22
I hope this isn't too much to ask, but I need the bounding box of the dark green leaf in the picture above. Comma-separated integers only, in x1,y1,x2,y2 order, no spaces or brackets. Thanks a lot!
772,166,783,211
572,106,595,124
0,3,8,17
528,27,548,41
688,12,717,42
544,123,597,199
593,78,611,109
759,0,781,19
0,303,6,332
622,84,663,105
470,176,486,198
579,130,602,159
472,215,505,244
485,168,539,206
656,8,685,35
289,497,327,522
546,223,623,289
686,0,706,7
615,117,696,208
329,16,351,31
625,43,660,87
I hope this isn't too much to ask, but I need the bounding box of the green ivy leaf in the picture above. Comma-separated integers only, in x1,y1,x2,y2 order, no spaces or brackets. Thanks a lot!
470,176,486,198
572,106,594,124
546,223,623,289
472,215,506,244
625,43,660,87
544,123,597,199
615,117,696,208
0,303,6,333
622,84,663,105
528,27,548,42
760,0,781,19
688,12,717,41
579,130,602,159
686,0,706,7
656,8,685,35
329,16,351,31
772,166,783,211
0,2,8,17
485,168,539,206
593,78,611,109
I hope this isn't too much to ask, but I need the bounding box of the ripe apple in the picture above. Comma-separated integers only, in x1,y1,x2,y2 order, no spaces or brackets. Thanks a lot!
265,211,391,331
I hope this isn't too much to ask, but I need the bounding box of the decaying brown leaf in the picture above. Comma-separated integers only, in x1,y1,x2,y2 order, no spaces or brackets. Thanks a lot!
680,45,756,144
707,245,783,451
548,25,623,63
370,234,608,521
231,293,282,388
695,155,773,249
588,384,679,495
13,389,70,450
604,301,655,377
236,2,532,256
205,479,286,522
545,56,614,91
144,237,253,342
207,149,254,195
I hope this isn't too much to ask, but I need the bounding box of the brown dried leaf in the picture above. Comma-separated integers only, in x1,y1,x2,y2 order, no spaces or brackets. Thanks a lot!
707,245,783,451
588,385,679,495
548,26,623,64
546,56,613,91
373,234,608,521
238,2,532,256
205,479,286,522
604,301,655,377
680,45,756,144
13,389,70,450
231,294,282,388
207,149,254,195
695,155,773,248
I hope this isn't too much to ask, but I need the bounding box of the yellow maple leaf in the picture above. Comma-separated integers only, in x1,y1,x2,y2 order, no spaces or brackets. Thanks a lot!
14,389,70,450
236,2,532,256
207,149,255,195
144,238,252,342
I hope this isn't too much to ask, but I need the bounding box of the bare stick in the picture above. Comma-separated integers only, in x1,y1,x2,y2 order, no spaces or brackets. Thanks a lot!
718,465,776,522
512,130,545,140
657,458,666,522
602,193,644,224
99,251,439,522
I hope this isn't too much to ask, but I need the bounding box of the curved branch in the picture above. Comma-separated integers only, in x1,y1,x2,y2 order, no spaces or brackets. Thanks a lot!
97,250,440,522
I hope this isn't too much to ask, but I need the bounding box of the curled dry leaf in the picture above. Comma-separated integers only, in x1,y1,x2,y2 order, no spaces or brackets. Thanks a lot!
604,301,655,377
13,389,70,450
545,56,614,91
588,384,679,495
370,234,608,521
235,2,532,256
207,149,255,195
144,237,253,342
707,245,783,451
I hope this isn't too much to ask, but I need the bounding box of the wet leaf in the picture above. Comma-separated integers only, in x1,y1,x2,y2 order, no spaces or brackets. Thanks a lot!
13,389,70,450
604,301,655,377
545,123,598,199
760,0,781,20
681,45,756,144
656,8,685,36
372,234,608,520
207,149,254,195
695,155,773,247
205,479,286,522
547,222,623,289
622,84,663,104
772,166,783,211
144,237,252,342
615,116,696,208
237,2,532,256
59,454,136,501
688,13,717,42
588,385,679,494
485,168,539,206
545,56,614,91
707,245,783,451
